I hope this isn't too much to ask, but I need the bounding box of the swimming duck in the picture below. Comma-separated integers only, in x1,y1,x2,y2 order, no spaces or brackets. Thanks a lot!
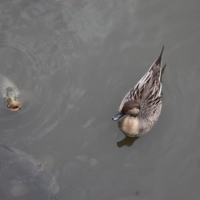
112,46,165,137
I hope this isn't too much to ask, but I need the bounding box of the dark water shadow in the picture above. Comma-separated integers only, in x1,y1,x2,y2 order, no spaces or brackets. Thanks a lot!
117,136,140,148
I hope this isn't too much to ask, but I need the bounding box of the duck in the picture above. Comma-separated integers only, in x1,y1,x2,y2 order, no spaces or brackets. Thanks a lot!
112,46,165,137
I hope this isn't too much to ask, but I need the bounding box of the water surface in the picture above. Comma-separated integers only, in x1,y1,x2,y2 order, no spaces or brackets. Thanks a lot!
0,0,200,199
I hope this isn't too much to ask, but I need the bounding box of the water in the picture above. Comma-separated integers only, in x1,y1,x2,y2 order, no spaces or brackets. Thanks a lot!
0,0,200,199
0,143,59,199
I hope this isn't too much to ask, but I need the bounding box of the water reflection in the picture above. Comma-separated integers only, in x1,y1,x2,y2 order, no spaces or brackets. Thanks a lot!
117,136,139,148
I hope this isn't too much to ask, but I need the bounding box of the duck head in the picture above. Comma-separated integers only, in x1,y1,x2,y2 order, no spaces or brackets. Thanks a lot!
112,100,140,121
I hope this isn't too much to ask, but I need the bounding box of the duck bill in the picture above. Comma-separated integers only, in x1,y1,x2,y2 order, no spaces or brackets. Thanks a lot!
8,103,21,111
112,112,124,121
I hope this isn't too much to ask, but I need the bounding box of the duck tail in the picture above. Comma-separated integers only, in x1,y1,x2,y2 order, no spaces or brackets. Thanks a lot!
147,46,164,83
148,46,164,73
155,46,164,67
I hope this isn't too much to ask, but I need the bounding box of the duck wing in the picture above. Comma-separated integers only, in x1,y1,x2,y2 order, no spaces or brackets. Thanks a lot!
118,46,164,112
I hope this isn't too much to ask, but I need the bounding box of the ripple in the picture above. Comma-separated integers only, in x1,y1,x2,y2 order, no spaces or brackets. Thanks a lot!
0,1,20,31
0,28,71,143
38,0,79,7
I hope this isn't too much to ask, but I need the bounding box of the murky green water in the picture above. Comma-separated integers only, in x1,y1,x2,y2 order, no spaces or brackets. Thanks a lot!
0,0,200,199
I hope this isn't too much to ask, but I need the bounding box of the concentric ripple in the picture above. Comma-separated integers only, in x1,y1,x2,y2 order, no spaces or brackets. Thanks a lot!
0,24,73,144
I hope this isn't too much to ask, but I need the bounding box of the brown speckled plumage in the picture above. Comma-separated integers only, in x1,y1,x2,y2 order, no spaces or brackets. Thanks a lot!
112,46,165,136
